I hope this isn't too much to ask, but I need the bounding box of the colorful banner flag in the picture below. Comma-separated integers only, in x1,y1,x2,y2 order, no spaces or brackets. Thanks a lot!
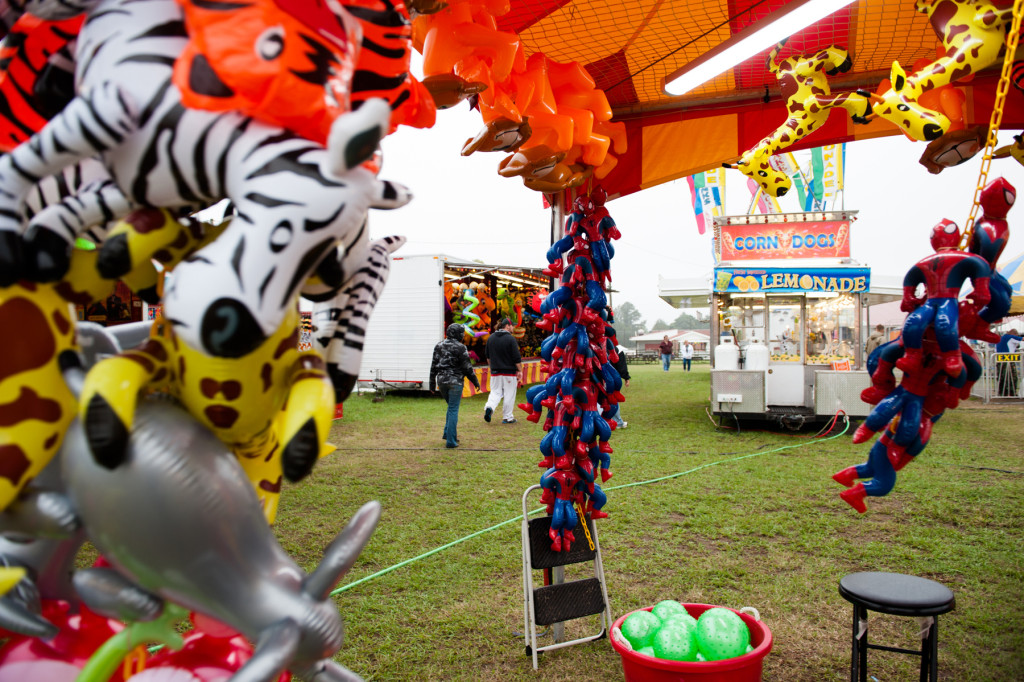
819,143,845,210
687,174,705,235
687,169,725,235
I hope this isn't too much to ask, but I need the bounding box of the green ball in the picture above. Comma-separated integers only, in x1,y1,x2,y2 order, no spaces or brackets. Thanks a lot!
652,621,699,662
696,608,750,661
636,646,656,657
662,611,699,630
651,600,688,622
621,610,660,649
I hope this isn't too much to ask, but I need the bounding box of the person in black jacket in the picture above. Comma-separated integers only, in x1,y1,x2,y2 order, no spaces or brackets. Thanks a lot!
483,317,523,424
430,323,482,448
611,344,631,429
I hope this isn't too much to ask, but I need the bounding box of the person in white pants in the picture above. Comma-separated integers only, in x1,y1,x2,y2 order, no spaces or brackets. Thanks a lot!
483,317,523,424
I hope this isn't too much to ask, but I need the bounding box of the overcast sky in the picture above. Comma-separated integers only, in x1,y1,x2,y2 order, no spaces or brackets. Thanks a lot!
368,96,1024,329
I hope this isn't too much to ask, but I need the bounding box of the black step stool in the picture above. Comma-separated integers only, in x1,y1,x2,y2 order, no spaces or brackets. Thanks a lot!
839,572,955,682
521,484,612,670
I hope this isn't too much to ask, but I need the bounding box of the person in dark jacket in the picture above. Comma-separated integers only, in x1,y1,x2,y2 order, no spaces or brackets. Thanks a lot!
659,335,674,371
610,345,631,429
483,317,523,424
430,323,482,448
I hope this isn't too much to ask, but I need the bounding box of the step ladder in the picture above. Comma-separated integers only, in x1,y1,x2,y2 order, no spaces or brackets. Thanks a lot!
520,484,613,669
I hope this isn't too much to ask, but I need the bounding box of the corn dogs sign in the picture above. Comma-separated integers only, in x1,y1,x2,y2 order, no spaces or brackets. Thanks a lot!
713,267,870,294
719,221,850,261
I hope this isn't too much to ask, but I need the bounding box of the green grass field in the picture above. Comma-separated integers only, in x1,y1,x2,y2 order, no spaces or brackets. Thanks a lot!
274,362,1024,681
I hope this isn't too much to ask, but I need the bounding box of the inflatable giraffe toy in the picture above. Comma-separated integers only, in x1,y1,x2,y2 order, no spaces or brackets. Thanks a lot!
867,0,1016,142
724,43,871,197
79,301,335,525
0,282,79,518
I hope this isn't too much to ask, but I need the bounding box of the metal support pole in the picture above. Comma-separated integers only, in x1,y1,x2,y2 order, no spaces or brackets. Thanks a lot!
551,565,564,643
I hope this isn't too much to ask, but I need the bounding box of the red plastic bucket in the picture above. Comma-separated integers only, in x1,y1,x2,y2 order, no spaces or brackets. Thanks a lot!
610,604,773,682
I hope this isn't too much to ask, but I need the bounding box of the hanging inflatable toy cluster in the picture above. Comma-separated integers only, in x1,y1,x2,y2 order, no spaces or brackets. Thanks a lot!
724,0,1023,192
0,0,430,678
518,188,622,551
832,177,1016,513
412,0,628,192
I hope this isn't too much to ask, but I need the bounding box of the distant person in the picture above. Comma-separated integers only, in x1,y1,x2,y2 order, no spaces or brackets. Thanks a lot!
611,344,631,429
659,335,673,372
996,328,1022,397
429,323,482,448
865,324,886,357
681,341,694,371
483,317,522,425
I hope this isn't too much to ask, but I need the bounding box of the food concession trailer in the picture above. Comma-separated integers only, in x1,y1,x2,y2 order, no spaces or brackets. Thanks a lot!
659,211,902,426
354,254,552,395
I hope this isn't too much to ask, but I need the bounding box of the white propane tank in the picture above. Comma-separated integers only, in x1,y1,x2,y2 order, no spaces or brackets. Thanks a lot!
714,338,739,370
745,339,770,371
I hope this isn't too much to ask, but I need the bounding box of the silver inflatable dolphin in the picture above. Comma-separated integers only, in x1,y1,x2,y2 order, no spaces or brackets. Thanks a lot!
62,389,379,682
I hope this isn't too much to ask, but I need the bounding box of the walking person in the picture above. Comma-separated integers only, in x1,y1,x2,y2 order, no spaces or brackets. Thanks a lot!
659,335,674,371
865,324,886,357
610,344,630,429
681,341,694,371
430,323,482,448
483,317,523,424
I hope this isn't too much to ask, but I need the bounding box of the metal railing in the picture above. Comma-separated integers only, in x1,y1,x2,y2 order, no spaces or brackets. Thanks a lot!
970,348,1023,403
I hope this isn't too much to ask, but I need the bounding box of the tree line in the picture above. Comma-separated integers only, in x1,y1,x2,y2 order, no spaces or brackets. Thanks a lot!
611,302,709,344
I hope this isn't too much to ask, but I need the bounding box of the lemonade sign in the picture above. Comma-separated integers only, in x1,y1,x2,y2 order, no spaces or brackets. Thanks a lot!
713,267,870,294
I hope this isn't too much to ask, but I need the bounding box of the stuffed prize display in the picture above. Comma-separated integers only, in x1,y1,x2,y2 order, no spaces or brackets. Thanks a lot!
414,0,628,191
619,602,752,663
0,0,405,369
519,188,622,551
0,2,419,679
833,178,1015,513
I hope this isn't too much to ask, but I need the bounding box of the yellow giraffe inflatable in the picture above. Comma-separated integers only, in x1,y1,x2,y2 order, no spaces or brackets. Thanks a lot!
724,43,871,197
0,282,79,512
79,303,335,524
868,0,1016,141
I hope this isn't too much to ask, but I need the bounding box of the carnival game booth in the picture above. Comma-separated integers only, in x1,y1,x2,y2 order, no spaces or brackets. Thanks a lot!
660,211,902,426
356,254,552,396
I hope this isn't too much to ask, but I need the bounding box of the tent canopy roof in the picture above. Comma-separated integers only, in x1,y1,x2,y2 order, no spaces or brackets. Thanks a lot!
502,0,1024,199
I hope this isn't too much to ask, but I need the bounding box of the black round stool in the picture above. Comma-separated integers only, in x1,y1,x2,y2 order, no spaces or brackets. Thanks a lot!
839,572,955,682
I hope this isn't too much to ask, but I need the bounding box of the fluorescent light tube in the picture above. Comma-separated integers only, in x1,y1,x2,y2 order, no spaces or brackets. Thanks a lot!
664,0,858,96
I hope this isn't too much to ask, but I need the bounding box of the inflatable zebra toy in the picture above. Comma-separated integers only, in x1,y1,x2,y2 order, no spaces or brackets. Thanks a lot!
0,0,409,363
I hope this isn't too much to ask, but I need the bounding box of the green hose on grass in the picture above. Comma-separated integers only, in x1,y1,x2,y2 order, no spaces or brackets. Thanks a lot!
331,419,850,595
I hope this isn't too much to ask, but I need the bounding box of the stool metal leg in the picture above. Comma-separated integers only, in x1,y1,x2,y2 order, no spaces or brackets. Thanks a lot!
850,605,868,682
858,606,868,682
921,616,939,682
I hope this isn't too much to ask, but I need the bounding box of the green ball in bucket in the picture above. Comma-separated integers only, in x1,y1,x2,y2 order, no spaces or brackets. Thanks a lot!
662,611,698,630
696,607,750,661
651,599,688,622
652,620,699,662
620,610,660,649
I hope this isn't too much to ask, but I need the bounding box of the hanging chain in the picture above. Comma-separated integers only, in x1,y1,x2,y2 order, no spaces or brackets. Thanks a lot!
574,502,596,550
960,0,1024,249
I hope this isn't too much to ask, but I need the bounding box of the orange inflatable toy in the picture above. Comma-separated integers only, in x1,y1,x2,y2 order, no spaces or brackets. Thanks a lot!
173,0,434,144
345,0,437,133
173,0,361,145
0,14,84,152
498,145,592,193
417,0,520,86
